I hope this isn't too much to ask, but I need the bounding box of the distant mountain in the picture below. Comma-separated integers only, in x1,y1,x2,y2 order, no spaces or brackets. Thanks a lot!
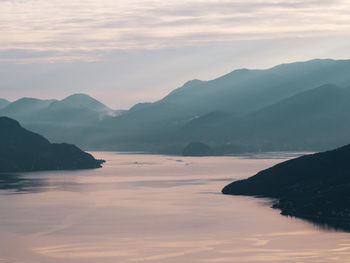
0,94,118,123
182,142,213,156
0,98,57,120
222,144,350,231
0,94,122,144
44,94,117,122
128,59,350,119
0,117,103,172
76,59,350,152
237,84,350,150
0,99,10,110
178,84,350,152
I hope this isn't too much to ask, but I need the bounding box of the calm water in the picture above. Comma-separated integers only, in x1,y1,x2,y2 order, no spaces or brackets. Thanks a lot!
0,152,349,263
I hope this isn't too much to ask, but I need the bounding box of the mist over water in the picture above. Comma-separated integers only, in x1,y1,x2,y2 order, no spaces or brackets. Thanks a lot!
0,152,349,263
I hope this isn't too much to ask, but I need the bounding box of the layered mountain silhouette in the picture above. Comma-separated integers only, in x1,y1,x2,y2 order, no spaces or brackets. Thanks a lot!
222,144,350,231
0,93,124,143
0,117,103,172
0,94,119,123
0,98,57,120
179,84,350,152
2,59,350,153
77,59,350,153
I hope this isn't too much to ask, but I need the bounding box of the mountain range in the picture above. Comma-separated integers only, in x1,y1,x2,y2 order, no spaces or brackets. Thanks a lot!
78,58,350,153
1,58,350,153
0,94,121,123
0,94,125,144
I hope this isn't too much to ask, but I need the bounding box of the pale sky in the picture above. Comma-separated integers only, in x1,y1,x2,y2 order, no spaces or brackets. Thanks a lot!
1,0,350,109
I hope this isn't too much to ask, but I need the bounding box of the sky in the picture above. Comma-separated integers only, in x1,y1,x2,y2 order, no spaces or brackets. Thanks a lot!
1,0,350,109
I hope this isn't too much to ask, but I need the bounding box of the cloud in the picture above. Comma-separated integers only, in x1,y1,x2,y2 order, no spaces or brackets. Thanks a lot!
0,49,98,63
1,0,350,58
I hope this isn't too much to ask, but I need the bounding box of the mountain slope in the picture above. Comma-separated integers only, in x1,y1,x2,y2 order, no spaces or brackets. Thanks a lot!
0,99,10,110
222,144,350,231
0,117,102,172
237,84,350,149
124,59,350,119
177,84,350,152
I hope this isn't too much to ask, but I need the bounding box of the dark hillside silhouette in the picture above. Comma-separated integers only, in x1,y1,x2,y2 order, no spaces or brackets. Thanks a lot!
0,117,103,172
222,144,350,231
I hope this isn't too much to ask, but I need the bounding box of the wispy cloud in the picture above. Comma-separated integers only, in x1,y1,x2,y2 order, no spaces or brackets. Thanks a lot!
1,0,350,61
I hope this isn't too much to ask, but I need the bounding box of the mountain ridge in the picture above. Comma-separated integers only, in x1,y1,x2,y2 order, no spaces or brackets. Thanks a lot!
78,58,350,152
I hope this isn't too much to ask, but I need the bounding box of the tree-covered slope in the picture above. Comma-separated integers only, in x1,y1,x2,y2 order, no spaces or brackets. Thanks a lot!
0,117,103,172
222,144,350,231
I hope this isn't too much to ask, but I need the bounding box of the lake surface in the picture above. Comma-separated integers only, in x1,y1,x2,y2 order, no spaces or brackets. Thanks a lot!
0,152,349,263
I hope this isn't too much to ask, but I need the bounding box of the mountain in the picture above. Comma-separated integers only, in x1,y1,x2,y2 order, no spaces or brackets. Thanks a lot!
127,59,350,118
0,94,122,144
0,94,118,124
177,84,350,152
0,117,103,172
236,84,350,150
43,93,118,122
0,99,10,110
182,142,213,156
0,98,57,120
222,144,350,231
76,59,350,152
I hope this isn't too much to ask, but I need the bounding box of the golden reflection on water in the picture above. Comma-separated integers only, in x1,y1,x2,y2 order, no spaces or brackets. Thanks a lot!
0,152,349,263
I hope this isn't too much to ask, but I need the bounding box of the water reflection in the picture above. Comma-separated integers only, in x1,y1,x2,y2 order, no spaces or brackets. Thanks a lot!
0,172,237,194
0,173,84,194
0,173,46,194
236,152,314,159
283,214,350,233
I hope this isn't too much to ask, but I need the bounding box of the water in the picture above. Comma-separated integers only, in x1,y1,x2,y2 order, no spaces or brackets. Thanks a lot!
0,152,349,263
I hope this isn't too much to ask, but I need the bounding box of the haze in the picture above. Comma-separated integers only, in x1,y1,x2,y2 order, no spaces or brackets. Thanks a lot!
1,0,350,108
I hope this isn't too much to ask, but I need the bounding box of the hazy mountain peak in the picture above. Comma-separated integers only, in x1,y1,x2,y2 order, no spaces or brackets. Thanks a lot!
65,93,95,99
61,93,101,104
13,97,55,104
44,93,118,121
182,79,205,89
50,93,109,110
0,97,57,116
